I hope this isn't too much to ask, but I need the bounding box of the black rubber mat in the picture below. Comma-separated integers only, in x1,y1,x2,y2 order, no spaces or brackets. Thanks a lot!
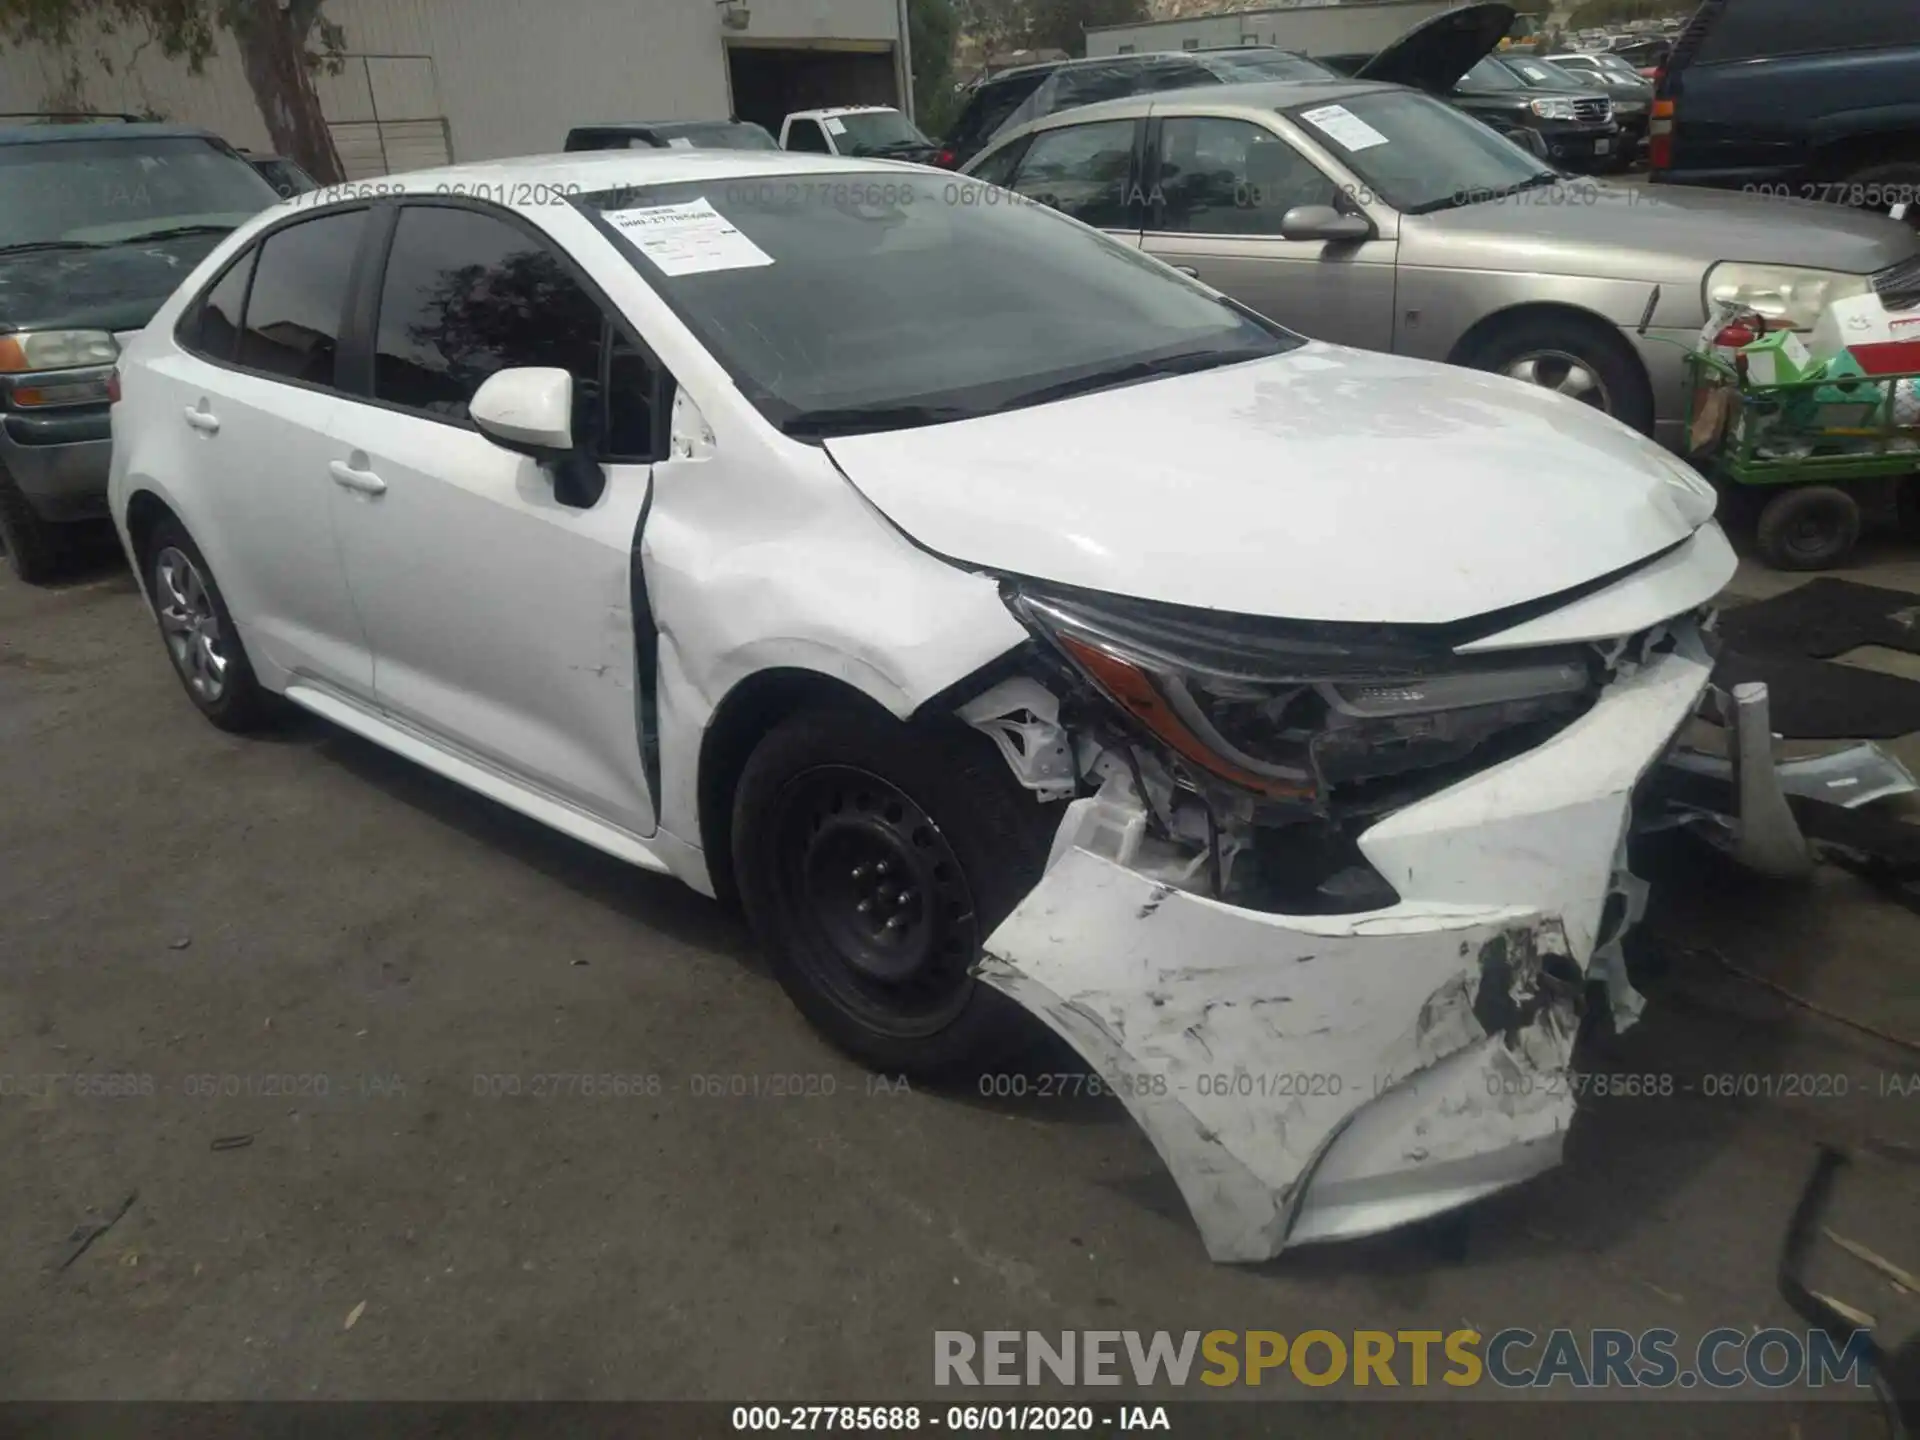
1718,578,1920,659
1714,651,1920,740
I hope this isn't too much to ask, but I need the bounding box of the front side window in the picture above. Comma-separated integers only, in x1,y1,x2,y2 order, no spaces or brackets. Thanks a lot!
1010,120,1137,228
579,170,1295,437
968,136,1029,189
372,204,654,455
1154,117,1336,235
785,120,831,154
237,208,368,385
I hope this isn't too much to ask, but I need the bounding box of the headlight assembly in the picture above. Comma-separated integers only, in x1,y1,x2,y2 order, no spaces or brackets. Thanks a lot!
1009,586,1595,805
1704,263,1873,332
1530,97,1579,120
0,329,120,374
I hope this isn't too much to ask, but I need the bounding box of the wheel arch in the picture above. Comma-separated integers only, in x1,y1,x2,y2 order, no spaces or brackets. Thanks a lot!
1447,300,1657,432
694,666,902,906
123,488,182,601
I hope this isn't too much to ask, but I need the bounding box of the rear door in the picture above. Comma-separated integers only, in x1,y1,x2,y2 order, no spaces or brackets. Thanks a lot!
324,201,664,835
149,207,375,694
1138,114,1397,350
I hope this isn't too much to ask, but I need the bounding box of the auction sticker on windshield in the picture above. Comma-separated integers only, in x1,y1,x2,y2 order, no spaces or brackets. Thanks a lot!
603,197,773,276
824,117,847,136
1300,104,1389,152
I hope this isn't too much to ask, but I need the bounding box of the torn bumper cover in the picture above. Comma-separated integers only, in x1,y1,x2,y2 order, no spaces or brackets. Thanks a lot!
979,631,1716,1262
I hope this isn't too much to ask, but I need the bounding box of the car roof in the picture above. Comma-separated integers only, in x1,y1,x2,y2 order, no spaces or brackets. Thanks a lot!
292,148,933,203
786,105,898,120
571,120,755,133
0,120,222,146
995,75,1397,135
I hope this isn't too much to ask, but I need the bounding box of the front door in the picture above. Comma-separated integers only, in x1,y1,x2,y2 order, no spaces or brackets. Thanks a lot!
1139,115,1398,352
326,202,664,836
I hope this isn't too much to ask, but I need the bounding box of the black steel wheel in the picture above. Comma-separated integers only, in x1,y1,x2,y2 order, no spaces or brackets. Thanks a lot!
1755,485,1862,572
732,702,1063,1077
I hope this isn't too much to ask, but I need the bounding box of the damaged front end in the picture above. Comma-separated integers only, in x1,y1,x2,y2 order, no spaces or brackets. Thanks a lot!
958,582,1719,1262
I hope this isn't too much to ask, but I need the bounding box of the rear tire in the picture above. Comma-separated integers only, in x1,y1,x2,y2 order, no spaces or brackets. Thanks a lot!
731,702,1062,1078
0,468,66,585
1755,485,1861,572
145,517,275,732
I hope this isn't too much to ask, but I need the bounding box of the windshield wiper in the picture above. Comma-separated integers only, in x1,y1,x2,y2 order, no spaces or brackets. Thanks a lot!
781,401,982,439
112,223,237,244
0,240,102,256
1406,171,1562,215
1002,349,1255,409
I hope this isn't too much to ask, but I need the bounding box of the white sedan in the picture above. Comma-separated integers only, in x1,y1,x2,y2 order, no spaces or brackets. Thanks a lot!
109,149,1735,1262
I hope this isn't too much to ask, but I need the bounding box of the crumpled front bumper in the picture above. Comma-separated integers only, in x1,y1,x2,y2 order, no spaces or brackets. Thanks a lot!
979,630,1717,1262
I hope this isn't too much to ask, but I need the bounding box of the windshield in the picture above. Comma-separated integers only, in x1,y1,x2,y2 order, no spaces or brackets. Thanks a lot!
1201,51,1338,82
1460,57,1526,91
580,172,1295,436
1503,57,1589,90
0,135,276,249
1286,90,1557,214
830,111,931,155
672,122,780,151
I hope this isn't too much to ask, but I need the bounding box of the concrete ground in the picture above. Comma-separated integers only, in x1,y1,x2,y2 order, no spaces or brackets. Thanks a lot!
2,531,1918,1433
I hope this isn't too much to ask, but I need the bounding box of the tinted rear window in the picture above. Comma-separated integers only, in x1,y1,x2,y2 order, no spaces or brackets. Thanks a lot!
238,209,367,385
1696,0,1915,61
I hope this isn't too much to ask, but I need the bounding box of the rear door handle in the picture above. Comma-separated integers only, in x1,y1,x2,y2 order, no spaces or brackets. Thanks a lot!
183,405,220,434
329,459,388,496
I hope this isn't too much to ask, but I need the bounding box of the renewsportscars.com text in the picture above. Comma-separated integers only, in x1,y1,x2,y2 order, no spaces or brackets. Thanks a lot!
933,1328,1875,1393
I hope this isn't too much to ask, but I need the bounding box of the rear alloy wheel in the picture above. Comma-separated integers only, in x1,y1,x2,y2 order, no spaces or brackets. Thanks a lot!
1467,314,1655,435
146,518,273,731
1755,485,1862,572
732,703,1062,1078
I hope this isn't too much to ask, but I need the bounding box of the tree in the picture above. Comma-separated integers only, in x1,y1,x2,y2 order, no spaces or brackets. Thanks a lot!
908,0,960,135
953,0,1026,59
1024,0,1149,58
0,0,347,183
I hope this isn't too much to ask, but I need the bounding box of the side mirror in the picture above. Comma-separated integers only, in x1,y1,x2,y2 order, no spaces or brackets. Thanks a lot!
470,366,604,509
1278,204,1372,243
471,367,575,456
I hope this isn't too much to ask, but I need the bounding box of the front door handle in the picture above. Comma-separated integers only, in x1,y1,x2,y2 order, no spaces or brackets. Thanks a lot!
329,459,388,496
1172,265,1199,278
183,405,220,434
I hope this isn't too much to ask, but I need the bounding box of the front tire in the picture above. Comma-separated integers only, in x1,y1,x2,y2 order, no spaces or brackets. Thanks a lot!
731,702,1062,1078
145,517,274,732
1464,313,1656,435
0,468,66,585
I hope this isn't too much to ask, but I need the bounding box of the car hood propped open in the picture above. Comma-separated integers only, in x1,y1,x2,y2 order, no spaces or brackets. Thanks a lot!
823,344,1708,626
1357,1,1516,92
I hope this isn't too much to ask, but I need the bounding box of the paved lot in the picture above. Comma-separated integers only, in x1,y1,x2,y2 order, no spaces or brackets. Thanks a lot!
2,535,1917,1430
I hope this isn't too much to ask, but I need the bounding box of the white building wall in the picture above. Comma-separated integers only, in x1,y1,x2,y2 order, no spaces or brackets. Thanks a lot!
0,0,900,163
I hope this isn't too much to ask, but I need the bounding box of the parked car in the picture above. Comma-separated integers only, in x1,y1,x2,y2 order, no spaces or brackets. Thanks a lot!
962,79,1920,448
0,121,278,582
1653,0,1920,216
112,147,1739,1261
241,151,319,197
564,120,778,153
1548,49,1655,88
1352,4,1623,173
933,48,1339,170
1611,36,1673,74
1492,52,1651,164
779,106,938,162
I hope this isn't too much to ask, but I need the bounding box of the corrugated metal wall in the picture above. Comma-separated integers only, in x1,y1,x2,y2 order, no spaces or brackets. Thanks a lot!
0,0,900,165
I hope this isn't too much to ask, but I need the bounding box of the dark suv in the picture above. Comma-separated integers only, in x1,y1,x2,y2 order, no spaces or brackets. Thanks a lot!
1,122,276,582
934,48,1337,169
1652,0,1920,208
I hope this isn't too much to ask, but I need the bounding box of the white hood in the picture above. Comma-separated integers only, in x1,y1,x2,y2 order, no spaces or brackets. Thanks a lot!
823,344,1711,626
